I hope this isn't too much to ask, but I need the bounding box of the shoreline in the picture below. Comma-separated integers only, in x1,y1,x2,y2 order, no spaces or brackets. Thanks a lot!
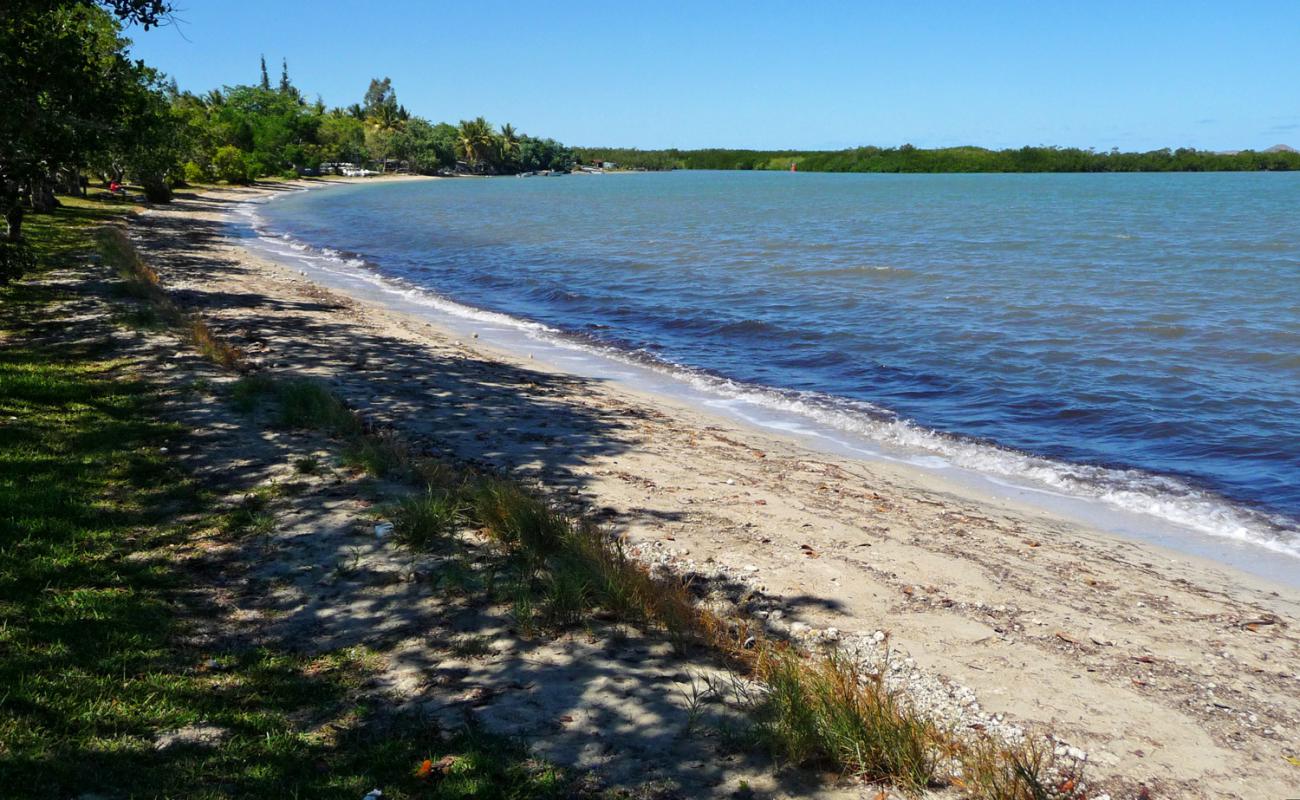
243,177,1300,587
135,182,1300,797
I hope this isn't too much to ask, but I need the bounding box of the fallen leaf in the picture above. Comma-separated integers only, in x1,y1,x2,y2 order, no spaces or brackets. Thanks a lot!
461,687,496,706
1054,631,1077,644
1025,540,1041,548
1132,655,1155,664
417,755,458,779
1286,755,1300,768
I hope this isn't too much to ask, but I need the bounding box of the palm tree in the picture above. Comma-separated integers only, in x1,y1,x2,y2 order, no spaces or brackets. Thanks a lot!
366,103,402,171
456,117,495,173
497,122,519,168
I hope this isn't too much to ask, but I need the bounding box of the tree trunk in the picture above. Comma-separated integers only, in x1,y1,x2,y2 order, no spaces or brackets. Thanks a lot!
4,205,23,242
30,177,59,212
141,176,172,203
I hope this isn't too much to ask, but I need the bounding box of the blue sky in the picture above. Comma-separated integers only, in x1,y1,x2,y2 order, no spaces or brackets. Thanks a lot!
128,1,1300,151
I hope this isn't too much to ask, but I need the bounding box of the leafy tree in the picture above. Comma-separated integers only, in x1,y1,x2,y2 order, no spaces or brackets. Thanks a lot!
518,137,576,172
363,77,397,120
101,68,188,201
97,0,170,28
318,113,367,163
1,3,145,239
393,119,456,174
212,145,250,183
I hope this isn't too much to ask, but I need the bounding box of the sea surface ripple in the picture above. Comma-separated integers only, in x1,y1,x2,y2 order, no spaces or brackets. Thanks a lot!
252,171,1300,563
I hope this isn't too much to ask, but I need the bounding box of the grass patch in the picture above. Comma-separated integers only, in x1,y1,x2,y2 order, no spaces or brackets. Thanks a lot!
954,736,1084,800
341,434,407,478
748,648,942,790
230,374,359,436
96,224,242,369
220,486,279,537
390,489,463,548
448,634,493,658
0,198,577,799
273,378,359,433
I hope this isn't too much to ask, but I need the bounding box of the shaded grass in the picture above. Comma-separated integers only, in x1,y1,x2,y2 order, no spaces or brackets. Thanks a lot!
220,486,279,537
97,224,242,369
0,198,578,799
390,490,464,548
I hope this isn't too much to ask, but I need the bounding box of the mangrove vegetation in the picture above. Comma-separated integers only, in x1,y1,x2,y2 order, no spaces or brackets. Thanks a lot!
575,143,1300,173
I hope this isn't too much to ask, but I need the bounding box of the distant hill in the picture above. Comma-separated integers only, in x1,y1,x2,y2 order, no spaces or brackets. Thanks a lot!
1265,144,1297,153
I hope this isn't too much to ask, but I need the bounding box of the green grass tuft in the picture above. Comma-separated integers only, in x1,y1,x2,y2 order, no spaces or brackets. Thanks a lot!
390,490,462,547
272,378,359,434
749,648,942,791
469,479,569,556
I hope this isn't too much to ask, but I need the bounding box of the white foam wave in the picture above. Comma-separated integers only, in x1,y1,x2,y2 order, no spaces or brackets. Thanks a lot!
234,196,1300,564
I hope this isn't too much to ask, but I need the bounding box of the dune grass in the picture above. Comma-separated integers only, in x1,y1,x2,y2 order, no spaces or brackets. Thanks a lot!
747,647,943,790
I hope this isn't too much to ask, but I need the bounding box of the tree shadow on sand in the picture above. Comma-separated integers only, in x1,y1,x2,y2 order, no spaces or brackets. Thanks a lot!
124,194,864,798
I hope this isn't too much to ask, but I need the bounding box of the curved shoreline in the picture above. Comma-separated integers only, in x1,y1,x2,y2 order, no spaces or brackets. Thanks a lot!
241,178,1300,586
129,181,1300,797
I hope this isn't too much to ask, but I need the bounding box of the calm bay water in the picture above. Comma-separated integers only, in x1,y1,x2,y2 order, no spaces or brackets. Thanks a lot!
253,171,1300,559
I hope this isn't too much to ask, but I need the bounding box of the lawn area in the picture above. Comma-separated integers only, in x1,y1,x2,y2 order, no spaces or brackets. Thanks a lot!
0,198,571,799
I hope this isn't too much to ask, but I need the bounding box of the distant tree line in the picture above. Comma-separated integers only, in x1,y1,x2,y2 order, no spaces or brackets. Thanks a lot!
172,71,576,185
2,0,575,281
574,144,1300,173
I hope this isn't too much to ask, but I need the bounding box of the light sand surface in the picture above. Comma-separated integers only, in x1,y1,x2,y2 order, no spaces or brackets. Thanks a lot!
132,181,1300,798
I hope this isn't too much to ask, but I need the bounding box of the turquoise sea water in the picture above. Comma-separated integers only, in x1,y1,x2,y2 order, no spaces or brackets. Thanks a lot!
251,172,1300,562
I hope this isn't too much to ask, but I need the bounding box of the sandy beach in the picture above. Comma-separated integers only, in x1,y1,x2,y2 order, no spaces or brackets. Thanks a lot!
129,179,1300,799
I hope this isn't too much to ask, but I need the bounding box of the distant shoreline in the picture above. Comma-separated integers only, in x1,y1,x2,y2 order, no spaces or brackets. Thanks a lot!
574,143,1300,173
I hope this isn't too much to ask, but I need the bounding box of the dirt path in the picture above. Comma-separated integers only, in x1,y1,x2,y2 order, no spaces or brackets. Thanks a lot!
131,183,1300,799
